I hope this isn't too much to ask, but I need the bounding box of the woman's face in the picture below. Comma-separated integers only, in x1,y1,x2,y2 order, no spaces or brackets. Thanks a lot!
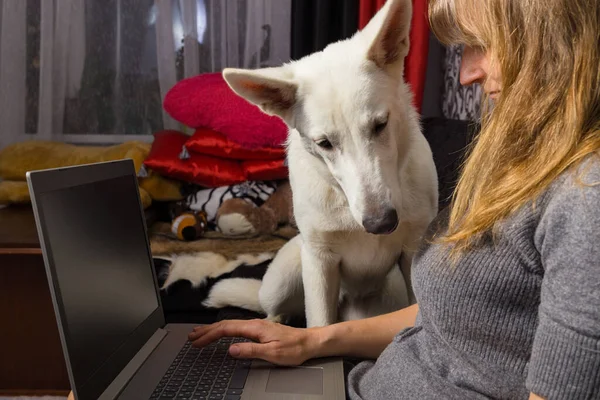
460,46,502,100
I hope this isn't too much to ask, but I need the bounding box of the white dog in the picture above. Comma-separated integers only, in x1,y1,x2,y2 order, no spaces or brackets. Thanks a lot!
208,0,438,328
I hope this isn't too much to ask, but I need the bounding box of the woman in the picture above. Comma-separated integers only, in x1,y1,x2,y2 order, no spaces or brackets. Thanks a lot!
189,0,600,398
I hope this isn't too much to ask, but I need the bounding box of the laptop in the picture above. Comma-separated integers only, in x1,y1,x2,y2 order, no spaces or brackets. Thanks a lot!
27,159,345,400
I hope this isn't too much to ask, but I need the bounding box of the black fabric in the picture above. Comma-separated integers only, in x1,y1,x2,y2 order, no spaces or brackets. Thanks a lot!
154,258,270,324
421,117,479,211
291,0,360,60
156,256,308,327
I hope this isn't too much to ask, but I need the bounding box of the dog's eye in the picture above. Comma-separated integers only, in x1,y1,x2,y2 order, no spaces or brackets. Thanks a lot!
374,120,388,135
316,139,333,150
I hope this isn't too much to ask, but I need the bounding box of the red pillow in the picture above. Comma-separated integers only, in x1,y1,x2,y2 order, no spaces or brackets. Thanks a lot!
185,128,286,161
243,159,288,181
163,73,288,149
144,131,246,187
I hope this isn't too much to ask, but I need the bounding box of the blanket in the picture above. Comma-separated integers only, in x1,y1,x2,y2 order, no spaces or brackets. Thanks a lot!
150,223,300,324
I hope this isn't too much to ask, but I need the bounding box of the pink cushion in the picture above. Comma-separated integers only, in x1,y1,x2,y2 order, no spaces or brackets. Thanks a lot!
163,73,288,149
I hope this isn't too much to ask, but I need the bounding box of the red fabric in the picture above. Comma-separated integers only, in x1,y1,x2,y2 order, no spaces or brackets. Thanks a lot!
144,130,288,187
144,131,246,187
243,159,288,181
185,128,286,161
359,0,430,113
163,73,289,149
359,0,387,25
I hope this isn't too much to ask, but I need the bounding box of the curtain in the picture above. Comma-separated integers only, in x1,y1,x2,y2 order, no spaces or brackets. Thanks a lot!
162,0,292,128
198,0,292,71
0,0,292,148
358,0,386,27
0,0,26,149
290,0,359,60
358,0,430,114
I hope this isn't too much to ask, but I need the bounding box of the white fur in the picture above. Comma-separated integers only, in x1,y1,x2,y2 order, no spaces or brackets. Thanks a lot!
222,0,438,327
259,235,305,319
203,278,264,313
161,252,274,290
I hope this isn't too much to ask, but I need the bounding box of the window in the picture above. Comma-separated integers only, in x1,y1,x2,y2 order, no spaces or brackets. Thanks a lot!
0,0,291,148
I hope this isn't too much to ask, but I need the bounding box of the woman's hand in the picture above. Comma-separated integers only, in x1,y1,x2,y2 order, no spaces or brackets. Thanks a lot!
189,305,419,365
188,319,320,366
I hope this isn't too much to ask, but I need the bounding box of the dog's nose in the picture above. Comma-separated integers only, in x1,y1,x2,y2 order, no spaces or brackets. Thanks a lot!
363,208,399,235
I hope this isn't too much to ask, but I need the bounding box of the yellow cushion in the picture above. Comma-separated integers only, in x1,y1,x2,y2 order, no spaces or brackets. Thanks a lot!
0,181,30,204
139,187,153,209
139,169,185,202
0,141,151,181
0,179,153,209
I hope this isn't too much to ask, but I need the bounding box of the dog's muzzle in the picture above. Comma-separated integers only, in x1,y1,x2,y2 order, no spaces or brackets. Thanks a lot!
362,208,399,235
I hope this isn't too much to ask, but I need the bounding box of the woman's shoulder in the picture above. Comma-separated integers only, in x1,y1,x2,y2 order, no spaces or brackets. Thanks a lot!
535,154,600,237
542,154,600,206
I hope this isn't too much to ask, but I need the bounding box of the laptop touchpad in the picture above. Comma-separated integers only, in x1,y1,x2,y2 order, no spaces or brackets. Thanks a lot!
265,367,324,395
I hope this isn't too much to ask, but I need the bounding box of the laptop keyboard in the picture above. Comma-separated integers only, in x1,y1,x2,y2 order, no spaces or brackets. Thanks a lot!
150,337,251,400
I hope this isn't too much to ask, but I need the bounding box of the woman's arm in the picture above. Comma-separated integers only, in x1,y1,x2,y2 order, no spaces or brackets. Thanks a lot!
525,170,600,399
314,304,419,359
189,304,419,366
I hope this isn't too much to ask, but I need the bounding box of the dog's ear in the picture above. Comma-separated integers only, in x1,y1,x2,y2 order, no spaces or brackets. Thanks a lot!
364,0,412,78
223,68,297,122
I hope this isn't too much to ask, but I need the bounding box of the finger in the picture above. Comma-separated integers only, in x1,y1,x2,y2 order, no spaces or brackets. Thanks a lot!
190,319,267,348
188,320,244,341
188,324,214,340
188,322,232,344
229,341,277,362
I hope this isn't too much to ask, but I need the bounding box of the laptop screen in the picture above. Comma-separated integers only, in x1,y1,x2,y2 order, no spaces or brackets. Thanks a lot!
37,173,160,395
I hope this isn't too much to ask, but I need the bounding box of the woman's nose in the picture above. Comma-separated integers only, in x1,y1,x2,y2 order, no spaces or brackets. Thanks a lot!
460,46,488,86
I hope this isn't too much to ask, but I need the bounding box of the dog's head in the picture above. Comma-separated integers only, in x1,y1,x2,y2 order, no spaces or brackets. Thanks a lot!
223,0,414,235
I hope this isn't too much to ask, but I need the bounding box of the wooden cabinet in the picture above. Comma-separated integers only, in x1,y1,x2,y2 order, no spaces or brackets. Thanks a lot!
0,205,70,395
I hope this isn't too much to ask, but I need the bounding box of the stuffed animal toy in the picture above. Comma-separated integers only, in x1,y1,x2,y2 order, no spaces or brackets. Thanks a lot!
171,210,208,241
0,140,184,209
216,181,295,236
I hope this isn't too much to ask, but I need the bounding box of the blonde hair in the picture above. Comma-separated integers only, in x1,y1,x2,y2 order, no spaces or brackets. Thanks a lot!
429,0,600,252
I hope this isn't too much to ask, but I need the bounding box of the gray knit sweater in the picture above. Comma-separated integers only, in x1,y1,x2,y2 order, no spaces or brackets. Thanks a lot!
347,157,600,400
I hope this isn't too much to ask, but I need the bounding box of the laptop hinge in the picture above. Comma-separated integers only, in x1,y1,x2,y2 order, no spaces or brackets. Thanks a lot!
97,328,168,400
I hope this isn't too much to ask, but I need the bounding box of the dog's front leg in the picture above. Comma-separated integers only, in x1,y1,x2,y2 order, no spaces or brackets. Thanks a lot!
301,245,341,327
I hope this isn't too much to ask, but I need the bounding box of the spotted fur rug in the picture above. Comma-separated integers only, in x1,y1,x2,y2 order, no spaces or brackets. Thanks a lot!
150,223,299,322
149,222,297,259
